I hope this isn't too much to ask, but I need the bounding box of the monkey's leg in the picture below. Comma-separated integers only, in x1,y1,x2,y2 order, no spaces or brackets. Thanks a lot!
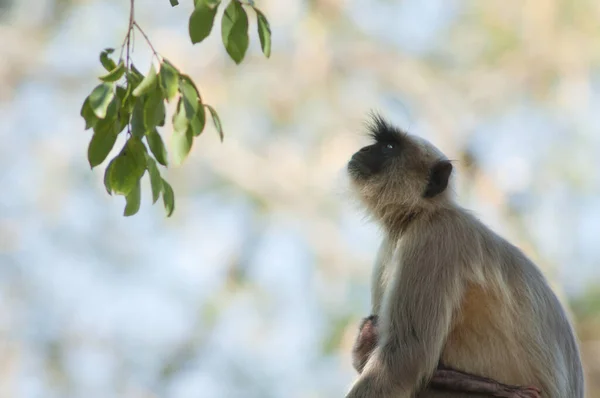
352,316,541,398
430,367,541,398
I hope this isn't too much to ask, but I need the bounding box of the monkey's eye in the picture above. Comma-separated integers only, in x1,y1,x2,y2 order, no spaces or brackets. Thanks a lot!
382,142,397,154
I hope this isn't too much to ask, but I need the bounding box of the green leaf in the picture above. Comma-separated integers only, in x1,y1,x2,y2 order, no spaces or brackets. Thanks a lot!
124,180,142,216
205,104,224,141
88,83,115,119
87,121,119,168
80,98,99,130
184,75,206,136
189,1,218,44
88,131,118,169
146,155,163,203
104,95,120,122
190,112,206,136
99,48,116,71
169,0,179,5
99,61,126,82
109,138,147,196
104,158,115,194
159,61,180,102
131,98,146,138
172,125,194,165
221,1,249,64
162,179,175,217
179,75,200,116
180,73,200,91
99,96,126,135
146,128,168,166
118,111,131,133
115,85,129,107
179,75,205,137
133,64,158,97
255,9,271,58
128,65,145,89
144,89,166,129
172,98,189,134
115,86,132,129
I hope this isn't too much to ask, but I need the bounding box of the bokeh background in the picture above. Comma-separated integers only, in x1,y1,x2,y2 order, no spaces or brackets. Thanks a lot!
1,0,599,397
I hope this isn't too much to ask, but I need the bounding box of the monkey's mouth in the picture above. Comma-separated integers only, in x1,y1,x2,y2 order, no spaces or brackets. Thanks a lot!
347,158,373,180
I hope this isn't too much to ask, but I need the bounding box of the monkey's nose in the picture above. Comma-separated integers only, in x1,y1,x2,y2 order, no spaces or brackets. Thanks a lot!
359,146,372,153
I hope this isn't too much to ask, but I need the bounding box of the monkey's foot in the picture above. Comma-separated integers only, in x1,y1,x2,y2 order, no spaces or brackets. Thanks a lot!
430,369,541,398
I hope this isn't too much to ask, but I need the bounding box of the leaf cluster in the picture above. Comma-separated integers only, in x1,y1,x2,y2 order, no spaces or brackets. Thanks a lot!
80,0,272,217
188,0,271,63
81,50,223,216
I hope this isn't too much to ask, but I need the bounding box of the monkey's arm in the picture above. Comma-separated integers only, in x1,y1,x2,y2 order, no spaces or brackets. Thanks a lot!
346,233,462,398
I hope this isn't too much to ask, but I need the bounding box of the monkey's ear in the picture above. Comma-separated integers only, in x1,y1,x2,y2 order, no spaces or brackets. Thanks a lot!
424,160,453,198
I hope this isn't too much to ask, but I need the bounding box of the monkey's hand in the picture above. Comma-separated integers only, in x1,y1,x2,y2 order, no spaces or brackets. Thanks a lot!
345,360,402,398
352,315,378,374
346,345,412,398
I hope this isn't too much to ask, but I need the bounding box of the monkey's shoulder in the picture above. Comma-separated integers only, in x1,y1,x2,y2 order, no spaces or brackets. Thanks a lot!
396,208,544,281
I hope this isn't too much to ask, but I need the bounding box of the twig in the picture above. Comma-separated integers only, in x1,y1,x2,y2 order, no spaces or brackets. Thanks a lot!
123,0,135,139
119,0,136,62
133,22,162,61
126,0,134,69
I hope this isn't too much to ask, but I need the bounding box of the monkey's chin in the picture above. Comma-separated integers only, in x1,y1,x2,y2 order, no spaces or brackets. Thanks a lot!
347,159,372,181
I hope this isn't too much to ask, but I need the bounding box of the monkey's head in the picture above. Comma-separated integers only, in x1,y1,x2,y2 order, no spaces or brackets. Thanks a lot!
347,115,453,224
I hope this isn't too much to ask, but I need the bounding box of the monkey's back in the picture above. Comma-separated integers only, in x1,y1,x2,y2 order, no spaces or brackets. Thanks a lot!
437,209,584,398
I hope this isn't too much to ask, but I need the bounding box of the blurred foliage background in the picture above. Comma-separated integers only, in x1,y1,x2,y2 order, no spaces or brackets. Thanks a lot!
0,0,599,397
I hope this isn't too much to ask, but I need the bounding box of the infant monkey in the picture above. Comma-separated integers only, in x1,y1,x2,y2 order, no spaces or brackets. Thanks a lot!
352,316,541,398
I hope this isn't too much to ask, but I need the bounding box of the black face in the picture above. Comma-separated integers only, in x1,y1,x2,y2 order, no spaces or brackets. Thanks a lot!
348,141,401,179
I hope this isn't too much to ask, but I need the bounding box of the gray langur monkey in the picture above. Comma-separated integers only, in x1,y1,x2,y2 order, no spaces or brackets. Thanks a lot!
345,115,585,398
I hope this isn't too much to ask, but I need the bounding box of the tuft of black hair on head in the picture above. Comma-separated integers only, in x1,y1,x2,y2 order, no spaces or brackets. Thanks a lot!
366,112,405,144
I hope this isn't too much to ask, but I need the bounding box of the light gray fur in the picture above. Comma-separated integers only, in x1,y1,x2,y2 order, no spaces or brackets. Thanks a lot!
346,126,584,398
